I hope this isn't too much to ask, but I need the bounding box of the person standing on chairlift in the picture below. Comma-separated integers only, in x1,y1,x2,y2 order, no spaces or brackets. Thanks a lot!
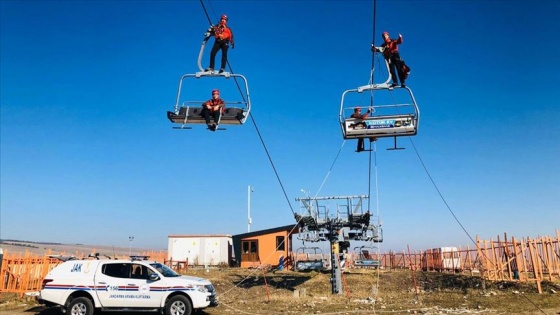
205,14,234,73
373,31,410,88
351,107,376,152
201,89,225,131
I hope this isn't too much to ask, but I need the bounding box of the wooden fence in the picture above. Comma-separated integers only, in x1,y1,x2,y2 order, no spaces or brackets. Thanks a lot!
0,249,167,297
347,231,560,293
1,231,558,296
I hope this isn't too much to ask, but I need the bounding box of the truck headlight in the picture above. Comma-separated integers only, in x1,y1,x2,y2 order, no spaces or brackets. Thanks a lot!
196,285,208,293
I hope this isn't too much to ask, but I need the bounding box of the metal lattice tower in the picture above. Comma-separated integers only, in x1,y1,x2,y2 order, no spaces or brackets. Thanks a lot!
294,195,383,294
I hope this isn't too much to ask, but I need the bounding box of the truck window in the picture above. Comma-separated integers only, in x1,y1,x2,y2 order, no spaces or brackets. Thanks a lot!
131,264,149,279
149,263,180,277
102,263,131,278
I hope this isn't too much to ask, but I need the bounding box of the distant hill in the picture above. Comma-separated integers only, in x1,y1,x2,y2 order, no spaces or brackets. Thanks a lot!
0,239,163,257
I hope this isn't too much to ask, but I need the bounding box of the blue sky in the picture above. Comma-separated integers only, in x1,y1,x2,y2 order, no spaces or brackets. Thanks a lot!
1,0,558,252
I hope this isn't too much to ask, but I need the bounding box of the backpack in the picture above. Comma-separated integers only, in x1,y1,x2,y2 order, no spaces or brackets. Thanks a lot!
401,61,411,80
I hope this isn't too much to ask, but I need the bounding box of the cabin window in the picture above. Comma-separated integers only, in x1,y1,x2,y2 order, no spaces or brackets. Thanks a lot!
276,236,285,251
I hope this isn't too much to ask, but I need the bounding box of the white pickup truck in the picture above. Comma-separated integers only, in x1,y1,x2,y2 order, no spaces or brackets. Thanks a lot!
38,258,217,315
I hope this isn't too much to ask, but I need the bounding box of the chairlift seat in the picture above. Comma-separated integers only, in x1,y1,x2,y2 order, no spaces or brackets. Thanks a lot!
343,114,417,139
167,72,252,129
167,107,246,125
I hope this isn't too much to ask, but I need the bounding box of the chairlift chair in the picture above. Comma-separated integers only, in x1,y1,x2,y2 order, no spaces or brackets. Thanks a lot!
294,246,327,272
166,72,251,130
339,45,420,144
353,245,381,269
166,30,251,130
339,86,419,140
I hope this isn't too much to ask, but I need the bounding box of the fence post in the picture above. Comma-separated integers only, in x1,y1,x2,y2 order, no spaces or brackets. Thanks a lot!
0,248,3,278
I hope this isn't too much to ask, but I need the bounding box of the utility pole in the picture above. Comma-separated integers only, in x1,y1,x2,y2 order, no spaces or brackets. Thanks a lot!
128,236,134,257
247,185,254,232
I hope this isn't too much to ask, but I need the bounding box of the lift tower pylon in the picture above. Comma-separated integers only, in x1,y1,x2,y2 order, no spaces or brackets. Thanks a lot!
294,195,383,295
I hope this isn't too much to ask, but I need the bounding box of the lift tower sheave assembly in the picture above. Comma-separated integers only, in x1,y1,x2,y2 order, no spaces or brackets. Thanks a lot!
294,195,383,295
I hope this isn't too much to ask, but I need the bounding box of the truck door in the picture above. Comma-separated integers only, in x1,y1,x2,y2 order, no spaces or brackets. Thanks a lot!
94,263,132,307
125,263,165,307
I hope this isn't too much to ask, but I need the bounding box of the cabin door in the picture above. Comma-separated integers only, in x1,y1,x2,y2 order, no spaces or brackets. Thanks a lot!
241,240,259,262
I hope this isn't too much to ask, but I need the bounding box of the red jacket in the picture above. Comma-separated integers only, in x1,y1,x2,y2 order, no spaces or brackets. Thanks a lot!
213,24,234,44
382,35,402,58
203,98,225,113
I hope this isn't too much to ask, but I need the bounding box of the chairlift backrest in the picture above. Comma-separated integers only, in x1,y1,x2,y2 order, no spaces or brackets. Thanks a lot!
339,85,419,139
166,72,251,127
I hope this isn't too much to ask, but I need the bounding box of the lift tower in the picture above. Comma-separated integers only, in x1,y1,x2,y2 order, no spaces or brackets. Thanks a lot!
294,195,383,294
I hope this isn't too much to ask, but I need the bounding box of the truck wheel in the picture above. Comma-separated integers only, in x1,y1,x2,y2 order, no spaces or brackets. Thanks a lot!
66,297,94,315
165,295,192,315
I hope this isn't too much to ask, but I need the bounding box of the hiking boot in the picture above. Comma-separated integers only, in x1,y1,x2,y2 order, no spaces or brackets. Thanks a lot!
205,68,213,72
401,83,406,88
219,68,225,73
390,83,398,88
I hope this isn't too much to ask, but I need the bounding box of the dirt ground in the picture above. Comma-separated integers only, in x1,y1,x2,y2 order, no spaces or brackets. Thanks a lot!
1,268,559,315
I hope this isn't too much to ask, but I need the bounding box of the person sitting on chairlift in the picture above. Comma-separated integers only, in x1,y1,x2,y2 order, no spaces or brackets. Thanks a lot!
201,89,225,131
205,14,234,73
351,107,377,152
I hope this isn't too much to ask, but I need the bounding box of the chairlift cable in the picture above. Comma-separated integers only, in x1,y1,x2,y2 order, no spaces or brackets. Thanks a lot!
370,0,383,309
406,136,547,314
197,0,300,239
199,0,213,25
370,0,377,84
313,140,347,197
372,139,382,307
247,113,296,216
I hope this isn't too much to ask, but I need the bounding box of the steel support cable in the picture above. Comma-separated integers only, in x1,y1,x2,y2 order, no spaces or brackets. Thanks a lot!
197,1,302,299
373,141,382,313
213,132,305,300
313,140,347,197
197,0,370,306
370,2,383,312
199,1,289,215
406,137,546,314
197,1,294,304
247,113,296,216
222,133,348,295
199,0,213,25
199,2,317,290
366,0,378,217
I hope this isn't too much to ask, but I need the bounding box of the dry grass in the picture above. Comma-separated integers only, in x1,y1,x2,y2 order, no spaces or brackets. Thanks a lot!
2,268,559,315
191,268,560,314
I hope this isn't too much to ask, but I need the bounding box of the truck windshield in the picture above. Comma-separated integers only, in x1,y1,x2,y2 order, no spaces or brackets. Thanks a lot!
150,263,180,277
